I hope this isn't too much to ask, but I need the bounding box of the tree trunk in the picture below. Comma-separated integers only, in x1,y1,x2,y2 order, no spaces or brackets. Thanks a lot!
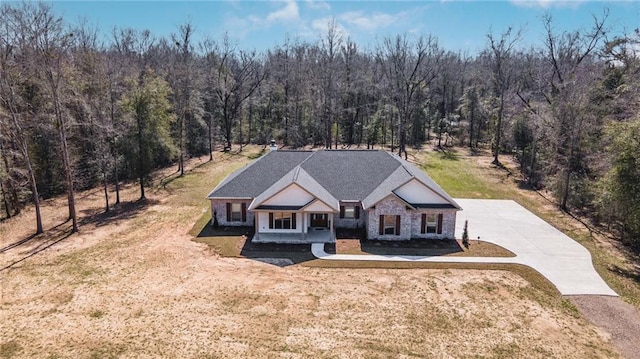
469,106,475,149
208,115,213,161
103,159,110,213
137,109,146,200
22,139,43,234
109,90,120,205
0,178,10,219
0,141,16,217
492,94,505,165
179,112,185,175
114,151,120,205
528,138,537,187
54,94,78,233
46,68,78,233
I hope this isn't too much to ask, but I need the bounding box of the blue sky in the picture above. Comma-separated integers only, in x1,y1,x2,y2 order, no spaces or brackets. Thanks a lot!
40,1,640,53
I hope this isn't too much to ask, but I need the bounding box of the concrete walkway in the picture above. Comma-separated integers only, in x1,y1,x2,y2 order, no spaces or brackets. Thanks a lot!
311,199,617,296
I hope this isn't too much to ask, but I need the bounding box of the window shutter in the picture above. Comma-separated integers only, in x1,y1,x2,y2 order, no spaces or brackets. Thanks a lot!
241,203,246,222
395,215,401,235
269,213,274,229
292,213,297,229
379,215,384,235
226,203,231,222
437,213,443,234
421,213,426,234
354,206,360,219
340,206,345,218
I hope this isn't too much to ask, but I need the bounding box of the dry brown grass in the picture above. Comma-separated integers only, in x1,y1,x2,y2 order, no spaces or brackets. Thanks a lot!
0,145,622,358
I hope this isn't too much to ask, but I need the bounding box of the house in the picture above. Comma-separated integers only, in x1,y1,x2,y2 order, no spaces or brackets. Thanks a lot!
206,149,461,243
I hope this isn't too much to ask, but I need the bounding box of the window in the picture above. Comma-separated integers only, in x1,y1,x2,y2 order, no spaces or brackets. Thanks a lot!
425,213,437,233
344,207,355,219
421,213,443,234
340,205,360,219
384,215,396,234
230,203,242,222
269,212,297,230
226,202,246,222
379,215,400,235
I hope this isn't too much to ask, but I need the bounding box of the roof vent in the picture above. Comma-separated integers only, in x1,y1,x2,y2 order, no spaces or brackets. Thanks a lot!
269,139,277,151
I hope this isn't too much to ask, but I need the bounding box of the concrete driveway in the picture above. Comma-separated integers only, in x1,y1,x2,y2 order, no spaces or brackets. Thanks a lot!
454,199,616,296
312,199,617,296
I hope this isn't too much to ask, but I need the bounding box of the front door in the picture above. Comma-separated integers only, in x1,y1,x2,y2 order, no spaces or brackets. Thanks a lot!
310,213,328,228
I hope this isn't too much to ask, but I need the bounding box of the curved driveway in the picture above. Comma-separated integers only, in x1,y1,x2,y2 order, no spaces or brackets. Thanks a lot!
311,199,617,296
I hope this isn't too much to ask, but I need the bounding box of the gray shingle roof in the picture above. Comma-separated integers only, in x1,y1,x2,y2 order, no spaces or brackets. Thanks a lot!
247,166,339,211
206,150,313,198
208,149,460,210
361,166,412,209
300,150,401,201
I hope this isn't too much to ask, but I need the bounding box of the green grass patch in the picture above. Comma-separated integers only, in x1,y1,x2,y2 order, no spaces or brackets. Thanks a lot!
418,149,512,199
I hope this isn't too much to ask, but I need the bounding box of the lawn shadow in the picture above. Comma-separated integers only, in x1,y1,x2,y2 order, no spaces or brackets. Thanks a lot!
331,227,465,257
157,158,213,190
1,222,75,272
439,149,460,161
192,223,315,265
79,198,160,228
247,147,266,160
0,233,39,254
609,264,640,284
359,238,465,256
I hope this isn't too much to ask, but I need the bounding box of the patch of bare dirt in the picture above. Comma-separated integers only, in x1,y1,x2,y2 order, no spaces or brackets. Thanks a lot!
0,152,624,358
571,295,640,359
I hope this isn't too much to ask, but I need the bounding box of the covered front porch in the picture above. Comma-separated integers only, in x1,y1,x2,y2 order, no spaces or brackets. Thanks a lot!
253,208,336,244
252,227,335,244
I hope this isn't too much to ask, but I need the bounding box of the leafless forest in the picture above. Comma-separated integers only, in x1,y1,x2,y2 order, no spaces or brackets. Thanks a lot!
0,3,638,248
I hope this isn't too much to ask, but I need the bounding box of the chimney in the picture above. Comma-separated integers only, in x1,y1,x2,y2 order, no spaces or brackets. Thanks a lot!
269,139,277,151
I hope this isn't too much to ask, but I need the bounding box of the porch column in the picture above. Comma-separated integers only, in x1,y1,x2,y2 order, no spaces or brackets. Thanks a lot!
254,211,259,241
330,212,334,240
302,213,307,234
301,212,306,240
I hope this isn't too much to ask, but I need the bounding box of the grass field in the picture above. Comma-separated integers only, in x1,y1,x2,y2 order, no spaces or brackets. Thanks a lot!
412,147,640,308
0,144,634,358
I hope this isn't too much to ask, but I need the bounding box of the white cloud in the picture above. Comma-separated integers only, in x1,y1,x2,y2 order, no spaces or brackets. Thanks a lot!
266,0,300,22
305,0,330,11
338,11,402,31
227,0,300,38
510,0,584,9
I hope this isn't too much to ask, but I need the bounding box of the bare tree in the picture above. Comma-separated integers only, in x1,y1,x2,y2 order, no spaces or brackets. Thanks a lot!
486,26,521,165
319,19,342,149
541,12,608,210
377,34,441,159
205,34,266,151
0,5,44,231
171,22,195,176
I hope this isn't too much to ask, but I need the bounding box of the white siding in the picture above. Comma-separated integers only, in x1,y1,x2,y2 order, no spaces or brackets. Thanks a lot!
263,184,314,206
394,179,449,204
303,200,334,212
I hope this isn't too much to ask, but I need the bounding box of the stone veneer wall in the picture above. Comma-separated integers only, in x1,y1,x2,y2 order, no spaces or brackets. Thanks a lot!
366,196,412,240
366,196,457,240
333,204,365,229
410,209,457,240
211,199,255,227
